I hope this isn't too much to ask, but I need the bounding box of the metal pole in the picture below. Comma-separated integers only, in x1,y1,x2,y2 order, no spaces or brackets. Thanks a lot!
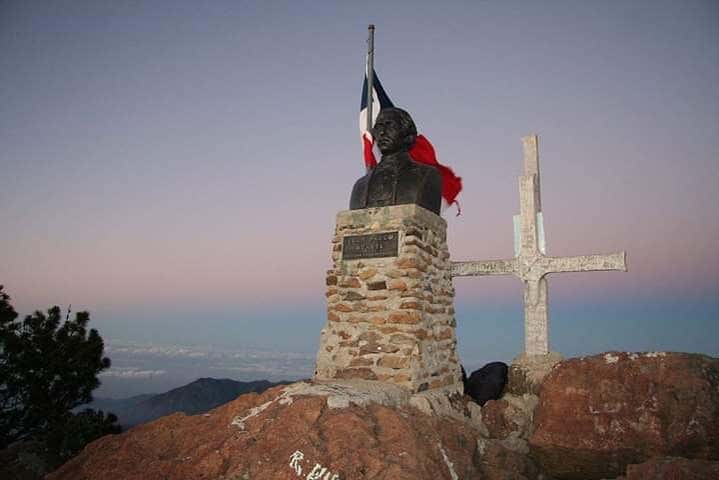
365,24,375,135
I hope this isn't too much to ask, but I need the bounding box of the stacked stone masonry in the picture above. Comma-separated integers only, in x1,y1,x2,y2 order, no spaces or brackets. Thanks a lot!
314,204,463,393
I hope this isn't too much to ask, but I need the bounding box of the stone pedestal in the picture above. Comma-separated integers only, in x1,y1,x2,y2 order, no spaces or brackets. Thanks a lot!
314,204,463,393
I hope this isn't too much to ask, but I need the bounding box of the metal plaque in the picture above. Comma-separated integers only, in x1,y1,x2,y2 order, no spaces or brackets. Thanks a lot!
342,231,399,260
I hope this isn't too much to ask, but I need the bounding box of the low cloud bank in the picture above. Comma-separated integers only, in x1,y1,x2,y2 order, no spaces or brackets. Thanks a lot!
96,340,314,398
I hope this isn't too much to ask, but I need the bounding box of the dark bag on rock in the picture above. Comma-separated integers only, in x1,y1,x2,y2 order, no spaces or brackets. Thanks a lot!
464,362,508,406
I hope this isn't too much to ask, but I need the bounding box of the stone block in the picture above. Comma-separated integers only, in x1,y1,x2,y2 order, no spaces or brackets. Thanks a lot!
332,303,352,313
338,277,361,288
367,280,387,290
378,355,410,369
335,368,377,380
342,291,365,301
389,333,416,345
387,311,421,325
349,357,375,367
399,300,422,310
358,267,377,280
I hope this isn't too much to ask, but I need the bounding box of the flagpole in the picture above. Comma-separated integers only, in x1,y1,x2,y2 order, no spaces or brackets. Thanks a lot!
365,24,375,136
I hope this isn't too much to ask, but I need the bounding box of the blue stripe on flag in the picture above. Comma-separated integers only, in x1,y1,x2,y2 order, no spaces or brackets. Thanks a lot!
360,70,395,110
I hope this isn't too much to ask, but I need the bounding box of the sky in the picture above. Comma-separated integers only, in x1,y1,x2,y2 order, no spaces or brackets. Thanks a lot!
1,1,717,397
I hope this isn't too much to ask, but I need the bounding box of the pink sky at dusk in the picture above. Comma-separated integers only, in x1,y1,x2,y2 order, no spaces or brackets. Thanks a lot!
1,1,717,395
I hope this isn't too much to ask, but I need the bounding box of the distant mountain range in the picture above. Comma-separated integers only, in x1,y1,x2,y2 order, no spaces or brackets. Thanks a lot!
86,378,286,428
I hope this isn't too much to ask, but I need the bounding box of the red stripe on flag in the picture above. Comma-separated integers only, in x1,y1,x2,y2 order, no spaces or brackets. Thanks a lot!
409,135,463,212
362,133,377,170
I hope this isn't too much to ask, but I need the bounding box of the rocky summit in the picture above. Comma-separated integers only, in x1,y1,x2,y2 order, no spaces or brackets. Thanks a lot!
530,351,719,479
48,352,719,480
48,382,487,480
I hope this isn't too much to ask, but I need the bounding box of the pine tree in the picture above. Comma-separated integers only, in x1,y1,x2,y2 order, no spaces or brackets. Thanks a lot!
0,285,118,456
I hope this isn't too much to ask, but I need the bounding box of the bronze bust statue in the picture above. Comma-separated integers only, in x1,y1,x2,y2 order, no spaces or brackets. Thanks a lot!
350,108,442,215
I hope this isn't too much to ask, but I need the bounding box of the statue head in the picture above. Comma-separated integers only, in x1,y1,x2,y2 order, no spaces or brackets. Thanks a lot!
373,108,417,155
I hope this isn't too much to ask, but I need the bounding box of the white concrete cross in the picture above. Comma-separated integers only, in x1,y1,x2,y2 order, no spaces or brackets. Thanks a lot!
451,135,627,356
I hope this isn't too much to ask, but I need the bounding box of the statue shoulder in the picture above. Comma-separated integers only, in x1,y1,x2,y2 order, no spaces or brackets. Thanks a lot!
424,163,442,183
349,171,371,210
352,171,371,192
419,161,440,174
411,160,442,184
417,163,442,215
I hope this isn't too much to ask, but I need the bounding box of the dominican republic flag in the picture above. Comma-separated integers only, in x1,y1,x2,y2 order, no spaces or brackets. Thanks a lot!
359,70,463,214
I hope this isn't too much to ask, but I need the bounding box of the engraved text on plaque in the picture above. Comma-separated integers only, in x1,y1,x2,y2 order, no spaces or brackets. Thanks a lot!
342,232,399,260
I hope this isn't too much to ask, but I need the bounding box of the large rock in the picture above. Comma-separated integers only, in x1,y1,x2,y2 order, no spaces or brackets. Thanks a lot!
48,382,485,480
477,439,540,480
529,352,719,480
620,456,719,479
481,394,538,444
473,393,542,479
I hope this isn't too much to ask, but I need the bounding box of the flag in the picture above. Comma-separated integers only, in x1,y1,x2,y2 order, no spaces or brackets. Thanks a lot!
359,70,463,214
359,70,394,170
